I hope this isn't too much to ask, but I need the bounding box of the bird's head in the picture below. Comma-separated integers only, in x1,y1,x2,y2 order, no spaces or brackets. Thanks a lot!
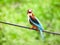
27,9,32,13
27,9,33,16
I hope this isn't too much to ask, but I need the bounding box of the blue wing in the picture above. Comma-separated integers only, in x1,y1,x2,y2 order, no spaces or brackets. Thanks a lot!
29,16,44,30
29,16,40,26
29,16,44,39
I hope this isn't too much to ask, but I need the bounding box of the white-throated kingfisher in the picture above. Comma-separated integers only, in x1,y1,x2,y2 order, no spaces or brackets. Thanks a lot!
27,9,44,39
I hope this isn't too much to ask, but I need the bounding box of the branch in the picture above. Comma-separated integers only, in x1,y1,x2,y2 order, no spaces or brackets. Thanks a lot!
0,21,60,35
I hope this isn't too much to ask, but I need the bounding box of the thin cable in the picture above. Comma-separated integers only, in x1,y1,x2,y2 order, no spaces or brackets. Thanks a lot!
0,21,60,35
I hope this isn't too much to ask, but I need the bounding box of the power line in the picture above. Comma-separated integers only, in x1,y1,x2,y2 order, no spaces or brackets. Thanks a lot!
0,21,60,35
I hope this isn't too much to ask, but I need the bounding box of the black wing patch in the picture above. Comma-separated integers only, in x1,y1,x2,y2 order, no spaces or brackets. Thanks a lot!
29,16,40,25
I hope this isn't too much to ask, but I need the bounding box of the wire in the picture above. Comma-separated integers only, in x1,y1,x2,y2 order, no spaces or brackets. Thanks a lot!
0,21,60,35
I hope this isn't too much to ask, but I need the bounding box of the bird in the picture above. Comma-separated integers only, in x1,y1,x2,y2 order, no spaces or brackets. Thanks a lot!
27,9,44,39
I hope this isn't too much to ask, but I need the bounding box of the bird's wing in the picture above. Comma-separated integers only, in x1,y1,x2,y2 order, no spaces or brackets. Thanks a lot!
29,16,44,30
29,16,40,25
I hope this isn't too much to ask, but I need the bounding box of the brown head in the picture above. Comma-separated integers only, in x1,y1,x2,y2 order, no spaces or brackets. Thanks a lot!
27,9,32,14
27,9,35,18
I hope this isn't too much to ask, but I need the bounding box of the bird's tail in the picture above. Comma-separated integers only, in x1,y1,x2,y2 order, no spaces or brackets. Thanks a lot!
38,27,44,40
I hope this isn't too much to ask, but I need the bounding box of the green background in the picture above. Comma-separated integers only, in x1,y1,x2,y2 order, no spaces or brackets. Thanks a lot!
0,0,60,45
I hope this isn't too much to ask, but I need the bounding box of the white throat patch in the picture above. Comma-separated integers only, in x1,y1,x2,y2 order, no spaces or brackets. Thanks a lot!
28,13,32,16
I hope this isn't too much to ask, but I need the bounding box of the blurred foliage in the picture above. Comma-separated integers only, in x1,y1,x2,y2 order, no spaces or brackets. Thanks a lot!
0,0,60,45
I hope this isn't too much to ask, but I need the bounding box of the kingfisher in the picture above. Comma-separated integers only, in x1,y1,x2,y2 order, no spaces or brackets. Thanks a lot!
27,9,44,39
